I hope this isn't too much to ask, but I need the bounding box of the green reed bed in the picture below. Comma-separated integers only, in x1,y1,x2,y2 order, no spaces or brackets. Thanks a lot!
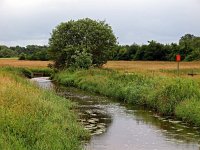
0,68,89,150
53,68,200,126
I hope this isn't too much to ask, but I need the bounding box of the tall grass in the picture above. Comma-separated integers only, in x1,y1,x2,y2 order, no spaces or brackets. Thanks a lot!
0,68,89,150
53,68,200,126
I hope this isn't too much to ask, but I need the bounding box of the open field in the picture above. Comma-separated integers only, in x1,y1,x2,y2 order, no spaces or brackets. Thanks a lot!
104,61,200,78
104,61,200,72
1,59,200,77
0,58,52,68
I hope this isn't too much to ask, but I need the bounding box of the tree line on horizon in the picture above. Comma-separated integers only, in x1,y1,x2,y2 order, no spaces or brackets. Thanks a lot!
0,45,50,60
112,34,200,61
0,34,200,61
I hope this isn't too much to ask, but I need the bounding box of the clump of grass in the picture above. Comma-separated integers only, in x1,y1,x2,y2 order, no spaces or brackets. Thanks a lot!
175,98,200,126
0,68,89,149
53,68,200,126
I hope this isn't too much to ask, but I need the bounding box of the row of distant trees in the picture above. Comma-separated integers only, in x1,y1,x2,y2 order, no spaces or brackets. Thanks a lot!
0,45,50,60
111,34,200,61
0,34,200,61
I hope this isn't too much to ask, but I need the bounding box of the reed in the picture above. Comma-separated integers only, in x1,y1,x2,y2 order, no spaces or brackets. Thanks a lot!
0,68,89,149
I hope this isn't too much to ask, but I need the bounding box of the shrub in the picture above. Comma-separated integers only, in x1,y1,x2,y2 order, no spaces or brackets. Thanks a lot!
18,53,26,60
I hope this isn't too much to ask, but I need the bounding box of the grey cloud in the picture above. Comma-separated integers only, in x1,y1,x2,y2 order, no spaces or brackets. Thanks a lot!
0,0,200,46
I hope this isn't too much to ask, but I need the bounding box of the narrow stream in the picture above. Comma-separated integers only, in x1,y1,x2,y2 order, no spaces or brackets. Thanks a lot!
31,77,200,150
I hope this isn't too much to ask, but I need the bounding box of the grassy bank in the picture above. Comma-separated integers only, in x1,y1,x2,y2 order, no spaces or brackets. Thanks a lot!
1,67,53,78
0,68,89,150
53,69,200,126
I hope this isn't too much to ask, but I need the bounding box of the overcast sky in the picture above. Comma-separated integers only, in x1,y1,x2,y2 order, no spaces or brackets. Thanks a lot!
0,0,200,46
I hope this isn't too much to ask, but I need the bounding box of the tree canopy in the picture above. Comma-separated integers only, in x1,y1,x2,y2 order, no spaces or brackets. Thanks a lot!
49,18,117,69
111,34,200,61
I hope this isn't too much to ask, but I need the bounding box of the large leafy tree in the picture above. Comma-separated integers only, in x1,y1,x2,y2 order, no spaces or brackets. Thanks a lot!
49,18,117,69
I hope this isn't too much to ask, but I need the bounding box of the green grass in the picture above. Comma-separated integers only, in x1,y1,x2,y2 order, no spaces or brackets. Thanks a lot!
53,68,200,126
0,67,89,150
175,98,200,126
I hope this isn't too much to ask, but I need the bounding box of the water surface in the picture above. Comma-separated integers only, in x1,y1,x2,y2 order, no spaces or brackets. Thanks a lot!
31,77,200,150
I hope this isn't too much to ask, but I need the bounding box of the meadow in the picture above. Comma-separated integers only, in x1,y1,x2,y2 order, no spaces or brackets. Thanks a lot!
1,59,200,77
0,67,89,149
104,61,200,71
0,58,52,68
104,61,200,77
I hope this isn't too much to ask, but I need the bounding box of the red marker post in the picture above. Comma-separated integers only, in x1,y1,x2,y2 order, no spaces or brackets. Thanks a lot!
176,54,181,76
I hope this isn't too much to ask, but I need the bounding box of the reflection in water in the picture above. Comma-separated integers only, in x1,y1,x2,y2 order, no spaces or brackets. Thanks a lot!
30,77,53,89
31,77,200,150
54,86,113,136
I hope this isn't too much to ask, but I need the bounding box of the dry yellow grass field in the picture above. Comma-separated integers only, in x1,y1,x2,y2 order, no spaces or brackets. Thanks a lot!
1,59,200,77
0,58,52,68
104,61,200,78
104,61,200,72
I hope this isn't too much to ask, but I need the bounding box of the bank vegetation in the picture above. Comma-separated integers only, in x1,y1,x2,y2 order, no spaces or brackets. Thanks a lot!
53,69,200,126
0,67,89,150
